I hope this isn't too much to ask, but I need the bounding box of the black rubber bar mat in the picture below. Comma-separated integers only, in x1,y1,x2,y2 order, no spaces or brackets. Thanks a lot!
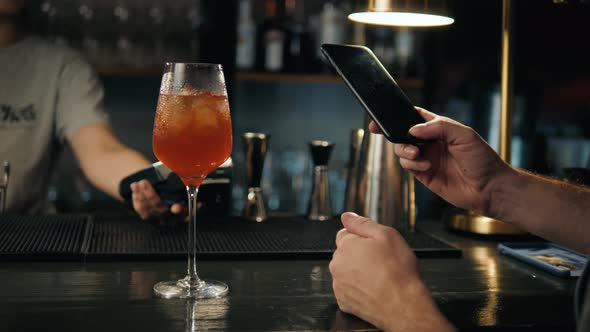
0,214,89,260
86,215,461,260
0,215,461,260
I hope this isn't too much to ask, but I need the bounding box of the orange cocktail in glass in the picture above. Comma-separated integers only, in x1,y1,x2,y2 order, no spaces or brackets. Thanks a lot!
152,63,232,299
153,92,232,186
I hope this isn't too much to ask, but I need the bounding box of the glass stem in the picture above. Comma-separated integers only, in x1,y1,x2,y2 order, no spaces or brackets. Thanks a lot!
186,184,201,287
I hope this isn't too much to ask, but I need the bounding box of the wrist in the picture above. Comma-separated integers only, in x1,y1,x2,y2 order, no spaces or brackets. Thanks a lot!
382,302,455,332
487,165,528,223
382,280,456,332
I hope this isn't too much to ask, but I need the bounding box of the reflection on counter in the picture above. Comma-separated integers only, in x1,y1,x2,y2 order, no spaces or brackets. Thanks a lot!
471,247,499,327
185,298,230,331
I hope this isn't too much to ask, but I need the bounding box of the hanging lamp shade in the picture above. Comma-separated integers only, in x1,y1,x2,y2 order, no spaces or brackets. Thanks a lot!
349,0,454,27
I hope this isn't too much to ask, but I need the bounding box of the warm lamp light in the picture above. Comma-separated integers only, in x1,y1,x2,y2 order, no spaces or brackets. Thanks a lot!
349,0,454,27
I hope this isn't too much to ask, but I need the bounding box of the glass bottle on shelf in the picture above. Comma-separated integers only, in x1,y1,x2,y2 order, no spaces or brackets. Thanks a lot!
284,0,312,73
317,2,345,52
315,1,346,72
236,0,256,70
257,0,286,72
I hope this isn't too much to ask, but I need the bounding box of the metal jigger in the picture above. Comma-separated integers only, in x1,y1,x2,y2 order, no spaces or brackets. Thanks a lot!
242,133,269,222
307,140,334,221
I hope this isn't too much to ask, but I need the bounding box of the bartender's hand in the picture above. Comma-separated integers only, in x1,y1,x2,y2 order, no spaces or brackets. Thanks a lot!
369,107,511,216
330,212,455,332
130,179,186,221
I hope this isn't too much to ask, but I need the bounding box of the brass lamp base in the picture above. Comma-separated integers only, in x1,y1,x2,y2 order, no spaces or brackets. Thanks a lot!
444,208,526,235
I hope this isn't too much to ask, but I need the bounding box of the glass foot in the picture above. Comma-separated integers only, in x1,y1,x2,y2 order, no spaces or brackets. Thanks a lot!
153,277,228,299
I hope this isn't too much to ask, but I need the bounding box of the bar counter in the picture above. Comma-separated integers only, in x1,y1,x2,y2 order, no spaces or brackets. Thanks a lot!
0,218,577,332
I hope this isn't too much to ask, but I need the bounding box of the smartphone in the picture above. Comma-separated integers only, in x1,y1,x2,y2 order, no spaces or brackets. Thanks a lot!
118,161,186,207
118,159,233,210
320,43,426,144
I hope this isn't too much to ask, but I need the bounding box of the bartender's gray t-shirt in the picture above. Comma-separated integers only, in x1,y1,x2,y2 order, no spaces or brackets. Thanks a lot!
0,36,108,213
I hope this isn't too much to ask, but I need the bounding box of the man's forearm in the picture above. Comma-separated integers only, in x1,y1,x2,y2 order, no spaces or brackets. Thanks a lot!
81,145,151,201
71,124,152,202
490,168,590,253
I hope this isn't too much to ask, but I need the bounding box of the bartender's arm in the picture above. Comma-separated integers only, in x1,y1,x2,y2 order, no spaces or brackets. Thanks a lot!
70,123,185,220
56,48,185,221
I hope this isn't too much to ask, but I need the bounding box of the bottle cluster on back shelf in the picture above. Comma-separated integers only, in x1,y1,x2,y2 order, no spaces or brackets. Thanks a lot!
236,0,351,74
30,0,203,72
235,0,425,79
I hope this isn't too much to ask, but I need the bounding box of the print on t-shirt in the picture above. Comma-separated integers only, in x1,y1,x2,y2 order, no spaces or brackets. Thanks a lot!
0,104,36,127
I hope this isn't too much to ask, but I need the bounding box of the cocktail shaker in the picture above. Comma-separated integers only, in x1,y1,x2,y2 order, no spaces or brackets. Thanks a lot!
344,129,364,212
307,140,334,221
242,133,269,222
352,130,415,232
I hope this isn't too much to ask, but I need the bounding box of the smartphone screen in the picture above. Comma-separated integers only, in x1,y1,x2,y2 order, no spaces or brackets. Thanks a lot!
320,44,425,144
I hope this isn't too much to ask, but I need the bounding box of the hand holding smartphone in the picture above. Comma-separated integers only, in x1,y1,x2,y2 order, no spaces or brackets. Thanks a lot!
320,44,426,144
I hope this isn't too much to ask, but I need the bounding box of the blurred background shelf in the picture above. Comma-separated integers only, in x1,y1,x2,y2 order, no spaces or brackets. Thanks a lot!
236,71,423,88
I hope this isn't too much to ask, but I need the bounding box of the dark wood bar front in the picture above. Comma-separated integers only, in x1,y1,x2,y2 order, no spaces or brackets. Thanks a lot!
0,220,576,332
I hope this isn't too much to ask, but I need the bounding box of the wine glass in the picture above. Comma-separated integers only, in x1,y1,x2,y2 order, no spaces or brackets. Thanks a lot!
152,63,233,299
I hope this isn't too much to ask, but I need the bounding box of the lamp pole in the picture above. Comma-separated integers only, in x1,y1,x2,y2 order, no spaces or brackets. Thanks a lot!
500,0,513,162
443,0,525,235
